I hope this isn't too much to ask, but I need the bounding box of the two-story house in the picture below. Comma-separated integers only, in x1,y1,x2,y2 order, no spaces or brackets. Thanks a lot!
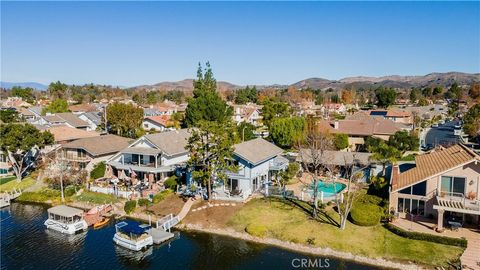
214,138,289,201
389,144,480,230
59,134,131,172
106,129,191,183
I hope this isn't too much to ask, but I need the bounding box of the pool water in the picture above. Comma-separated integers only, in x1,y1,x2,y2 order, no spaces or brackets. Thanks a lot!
309,181,346,197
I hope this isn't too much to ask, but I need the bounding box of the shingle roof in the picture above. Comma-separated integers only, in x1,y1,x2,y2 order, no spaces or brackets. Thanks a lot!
81,112,102,125
43,115,66,123
392,144,480,191
47,126,100,143
144,129,191,156
297,149,371,166
62,134,131,157
56,113,89,128
233,138,283,165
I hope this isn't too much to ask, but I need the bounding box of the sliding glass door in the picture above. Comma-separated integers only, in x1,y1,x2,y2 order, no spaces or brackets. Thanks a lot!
440,176,466,197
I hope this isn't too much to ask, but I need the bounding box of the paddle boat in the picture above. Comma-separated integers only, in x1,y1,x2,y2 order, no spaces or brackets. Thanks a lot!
44,205,88,234
113,221,153,251
93,217,110,229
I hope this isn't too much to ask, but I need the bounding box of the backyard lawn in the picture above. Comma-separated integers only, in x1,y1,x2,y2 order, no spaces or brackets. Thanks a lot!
0,177,35,192
73,191,120,204
227,198,463,267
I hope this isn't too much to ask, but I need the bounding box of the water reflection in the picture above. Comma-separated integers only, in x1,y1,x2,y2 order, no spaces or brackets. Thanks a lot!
1,203,383,270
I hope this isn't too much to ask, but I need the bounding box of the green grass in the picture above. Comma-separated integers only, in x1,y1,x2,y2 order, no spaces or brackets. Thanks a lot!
0,176,17,185
16,188,62,204
74,191,120,204
0,177,35,192
227,198,463,267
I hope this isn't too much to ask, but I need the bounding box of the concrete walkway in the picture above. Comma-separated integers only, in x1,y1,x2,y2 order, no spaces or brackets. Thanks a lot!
393,217,480,270
177,197,196,221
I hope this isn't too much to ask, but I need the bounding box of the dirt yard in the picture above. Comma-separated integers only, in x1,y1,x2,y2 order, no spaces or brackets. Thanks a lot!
147,194,186,218
182,200,245,229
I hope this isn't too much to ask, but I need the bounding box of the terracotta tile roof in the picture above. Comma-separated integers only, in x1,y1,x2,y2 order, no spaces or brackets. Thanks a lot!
68,103,98,113
145,115,172,127
62,134,131,157
386,110,411,118
333,118,400,136
392,144,480,191
47,126,100,143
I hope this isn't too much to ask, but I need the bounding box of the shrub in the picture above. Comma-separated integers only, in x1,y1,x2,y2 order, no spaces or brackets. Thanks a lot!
90,162,106,179
245,224,268,238
164,176,178,190
349,194,383,226
138,198,152,207
152,189,173,203
384,223,467,247
124,200,137,214
64,186,78,197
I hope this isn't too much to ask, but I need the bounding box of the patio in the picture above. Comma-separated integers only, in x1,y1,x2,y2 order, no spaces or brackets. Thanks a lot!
392,216,480,270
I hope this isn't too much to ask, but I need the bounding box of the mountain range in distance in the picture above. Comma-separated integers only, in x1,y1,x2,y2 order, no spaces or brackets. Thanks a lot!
0,81,48,90
132,72,480,92
2,72,479,92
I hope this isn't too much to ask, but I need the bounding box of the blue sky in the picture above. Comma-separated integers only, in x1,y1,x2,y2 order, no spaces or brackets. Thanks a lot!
1,1,479,87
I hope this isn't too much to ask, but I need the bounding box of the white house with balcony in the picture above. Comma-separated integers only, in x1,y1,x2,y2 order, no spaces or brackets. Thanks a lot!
106,129,191,182
390,144,480,231
213,138,289,201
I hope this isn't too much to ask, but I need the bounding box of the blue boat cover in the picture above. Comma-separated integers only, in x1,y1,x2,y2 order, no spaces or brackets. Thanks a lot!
117,221,150,235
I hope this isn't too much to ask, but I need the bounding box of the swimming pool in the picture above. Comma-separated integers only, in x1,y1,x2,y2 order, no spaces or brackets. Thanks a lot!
309,181,346,198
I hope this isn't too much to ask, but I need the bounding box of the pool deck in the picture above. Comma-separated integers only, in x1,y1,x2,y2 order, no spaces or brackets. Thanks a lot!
286,173,349,202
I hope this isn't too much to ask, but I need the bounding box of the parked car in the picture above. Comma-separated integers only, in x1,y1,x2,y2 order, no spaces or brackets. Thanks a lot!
431,124,438,128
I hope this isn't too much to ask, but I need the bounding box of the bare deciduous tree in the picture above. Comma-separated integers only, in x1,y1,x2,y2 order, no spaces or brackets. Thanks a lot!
333,155,365,230
297,118,334,218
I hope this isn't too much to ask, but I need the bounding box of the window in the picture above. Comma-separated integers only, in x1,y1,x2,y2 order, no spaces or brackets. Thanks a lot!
441,176,466,196
77,149,86,158
412,181,426,196
397,198,426,215
399,186,411,194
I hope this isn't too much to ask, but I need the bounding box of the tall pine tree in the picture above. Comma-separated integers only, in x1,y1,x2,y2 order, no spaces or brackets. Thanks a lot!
184,62,233,127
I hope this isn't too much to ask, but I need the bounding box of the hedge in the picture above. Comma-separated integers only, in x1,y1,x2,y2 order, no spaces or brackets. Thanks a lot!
152,189,173,203
124,200,137,214
349,194,384,226
138,198,152,207
384,223,467,248
350,203,382,226
90,162,106,180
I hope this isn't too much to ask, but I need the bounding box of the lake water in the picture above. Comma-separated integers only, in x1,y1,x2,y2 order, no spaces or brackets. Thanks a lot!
1,203,383,270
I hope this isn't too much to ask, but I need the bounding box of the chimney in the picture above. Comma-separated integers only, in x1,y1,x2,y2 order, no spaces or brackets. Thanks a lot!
334,121,339,129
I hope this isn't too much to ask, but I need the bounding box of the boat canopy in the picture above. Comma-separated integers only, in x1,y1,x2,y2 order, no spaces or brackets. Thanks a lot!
116,221,150,235
47,205,84,217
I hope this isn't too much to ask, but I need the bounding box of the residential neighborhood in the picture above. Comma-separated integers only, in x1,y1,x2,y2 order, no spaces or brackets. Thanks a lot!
1,1,479,270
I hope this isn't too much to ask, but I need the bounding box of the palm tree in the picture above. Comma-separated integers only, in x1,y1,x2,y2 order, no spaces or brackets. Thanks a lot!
369,142,401,176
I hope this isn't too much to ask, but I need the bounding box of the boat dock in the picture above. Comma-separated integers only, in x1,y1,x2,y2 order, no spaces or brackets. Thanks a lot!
148,228,174,244
144,213,178,244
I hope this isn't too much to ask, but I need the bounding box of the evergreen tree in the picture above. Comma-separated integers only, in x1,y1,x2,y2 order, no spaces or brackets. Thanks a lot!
184,62,233,127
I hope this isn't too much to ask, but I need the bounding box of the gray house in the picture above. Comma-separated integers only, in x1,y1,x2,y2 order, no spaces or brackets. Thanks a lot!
214,138,289,201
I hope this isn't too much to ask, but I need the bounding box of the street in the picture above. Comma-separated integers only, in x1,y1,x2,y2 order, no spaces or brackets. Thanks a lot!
424,120,461,147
